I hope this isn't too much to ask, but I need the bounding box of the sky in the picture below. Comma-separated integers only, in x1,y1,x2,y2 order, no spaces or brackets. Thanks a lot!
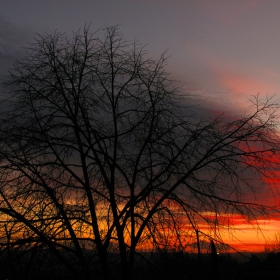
2,0,280,252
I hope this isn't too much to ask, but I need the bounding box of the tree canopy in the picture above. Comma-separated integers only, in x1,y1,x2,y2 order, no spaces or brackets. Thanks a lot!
0,26,279,280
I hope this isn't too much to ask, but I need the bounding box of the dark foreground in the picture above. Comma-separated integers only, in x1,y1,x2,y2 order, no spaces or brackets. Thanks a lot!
1,250,280,280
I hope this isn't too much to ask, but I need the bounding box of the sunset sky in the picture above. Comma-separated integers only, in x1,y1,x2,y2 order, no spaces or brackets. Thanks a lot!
2,0,280,252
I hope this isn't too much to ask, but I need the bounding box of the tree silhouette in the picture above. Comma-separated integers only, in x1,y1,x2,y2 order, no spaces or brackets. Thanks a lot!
0,25,279,280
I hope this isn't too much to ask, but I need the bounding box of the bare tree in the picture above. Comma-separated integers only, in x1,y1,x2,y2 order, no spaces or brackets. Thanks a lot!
0,25,279,280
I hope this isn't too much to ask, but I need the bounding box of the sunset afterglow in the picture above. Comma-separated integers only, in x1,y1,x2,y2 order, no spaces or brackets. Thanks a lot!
2,0,280,255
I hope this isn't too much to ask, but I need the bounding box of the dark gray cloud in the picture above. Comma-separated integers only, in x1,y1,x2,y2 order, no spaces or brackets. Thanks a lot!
0,17,261,123
0,18,32,92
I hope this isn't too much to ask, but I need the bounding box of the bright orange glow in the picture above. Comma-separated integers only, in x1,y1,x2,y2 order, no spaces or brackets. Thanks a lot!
219,218,280,252
2,143,280,254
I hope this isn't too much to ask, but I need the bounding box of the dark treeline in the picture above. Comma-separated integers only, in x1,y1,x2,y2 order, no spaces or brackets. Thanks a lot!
1,247,280,280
